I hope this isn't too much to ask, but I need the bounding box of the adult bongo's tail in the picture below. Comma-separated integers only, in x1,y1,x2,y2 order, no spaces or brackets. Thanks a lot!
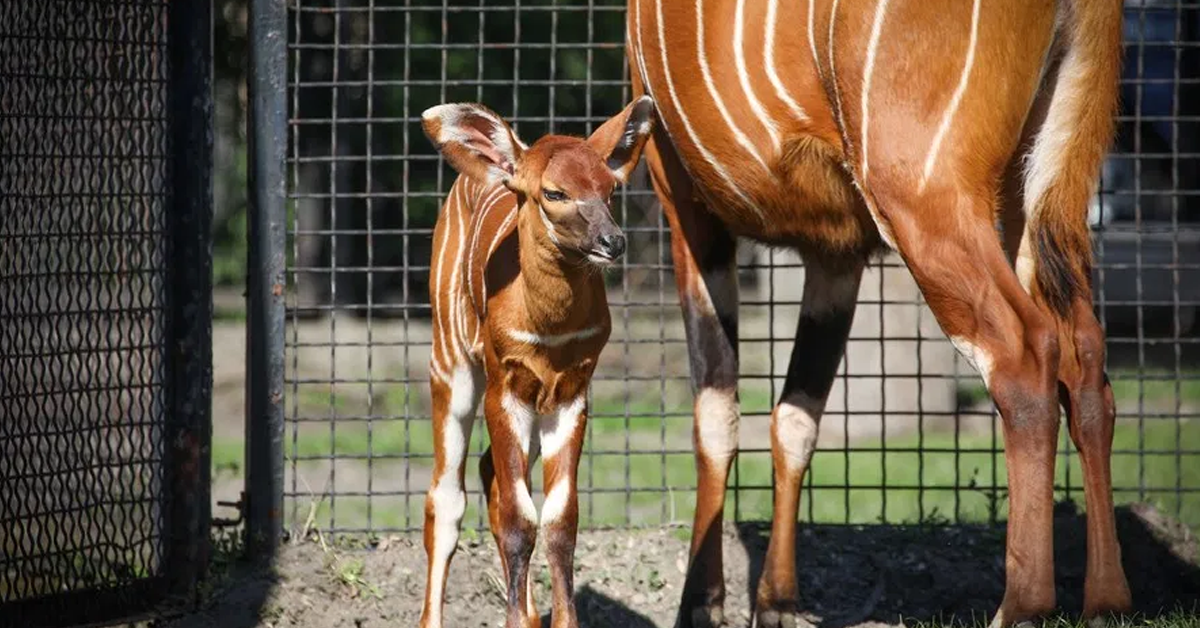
1022,0,1123,316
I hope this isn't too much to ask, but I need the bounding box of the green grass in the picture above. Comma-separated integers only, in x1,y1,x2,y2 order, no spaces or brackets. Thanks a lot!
1110,372,1200,406
213,304,247,322
718,416,1200,527
216,372,1200,532
958,370,1200,410
908,610,1200,628
213,436,243,476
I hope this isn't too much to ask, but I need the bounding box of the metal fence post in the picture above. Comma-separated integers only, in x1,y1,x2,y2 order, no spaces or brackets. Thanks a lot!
165,0,215,601
246,0,289,559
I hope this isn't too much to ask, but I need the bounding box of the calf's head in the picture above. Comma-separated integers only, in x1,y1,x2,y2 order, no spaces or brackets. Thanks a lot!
422,97,655,265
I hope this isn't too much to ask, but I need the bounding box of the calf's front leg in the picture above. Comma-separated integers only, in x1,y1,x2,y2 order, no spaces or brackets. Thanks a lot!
538,396,588,628
483,385,542,628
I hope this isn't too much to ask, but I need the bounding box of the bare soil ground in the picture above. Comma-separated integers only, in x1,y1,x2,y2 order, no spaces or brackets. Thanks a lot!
155,503,1199,628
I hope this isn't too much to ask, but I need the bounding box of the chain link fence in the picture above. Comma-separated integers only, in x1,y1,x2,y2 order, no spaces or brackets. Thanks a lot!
0,1,212,625
282,0,1200,536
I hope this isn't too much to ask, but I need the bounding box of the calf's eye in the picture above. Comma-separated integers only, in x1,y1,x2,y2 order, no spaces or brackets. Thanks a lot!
543,189,568,202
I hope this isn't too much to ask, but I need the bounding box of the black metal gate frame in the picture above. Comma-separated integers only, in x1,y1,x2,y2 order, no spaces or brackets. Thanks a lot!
0,1,213,626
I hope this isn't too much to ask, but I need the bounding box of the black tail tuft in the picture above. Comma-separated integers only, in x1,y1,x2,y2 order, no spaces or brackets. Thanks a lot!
1033,224,1090,317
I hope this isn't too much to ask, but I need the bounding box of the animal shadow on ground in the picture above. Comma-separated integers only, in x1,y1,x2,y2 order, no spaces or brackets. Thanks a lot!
158,560,278,628
555,584,658,628
734,502,1200,627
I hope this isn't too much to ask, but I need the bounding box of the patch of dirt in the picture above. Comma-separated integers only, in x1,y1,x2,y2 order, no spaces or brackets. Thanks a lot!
159,503,1198,628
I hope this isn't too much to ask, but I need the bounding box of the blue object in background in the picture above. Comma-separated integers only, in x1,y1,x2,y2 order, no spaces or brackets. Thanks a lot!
1123,3,1182,145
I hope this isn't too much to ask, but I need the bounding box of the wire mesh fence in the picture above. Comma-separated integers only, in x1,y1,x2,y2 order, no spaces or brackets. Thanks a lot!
283,0,1200,536
0,1,212,625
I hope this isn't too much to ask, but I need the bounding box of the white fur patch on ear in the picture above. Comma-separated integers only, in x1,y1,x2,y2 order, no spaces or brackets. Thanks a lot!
422,103,524,186
607,96,656,183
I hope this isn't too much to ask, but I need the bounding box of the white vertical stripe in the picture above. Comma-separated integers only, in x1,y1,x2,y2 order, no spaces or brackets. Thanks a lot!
501,392,537,458
632,0,657,116
431,183,459,375
484,202,519,293
735,0,783,151
696,0,773,171
540,396,586,460
764,0,811,124
828,0,847,144
523,571,536,618
450,182,470,359
424,364,478,623
539,479,572,526
919,0,982,193
654,0,763,217
465,183,506,338
515,479,538,526
467,184,507,282
429,359,448,385
807,0,822,83
860,0,891,181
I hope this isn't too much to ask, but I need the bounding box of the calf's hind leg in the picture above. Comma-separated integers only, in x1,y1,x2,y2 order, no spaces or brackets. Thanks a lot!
420,363,484,628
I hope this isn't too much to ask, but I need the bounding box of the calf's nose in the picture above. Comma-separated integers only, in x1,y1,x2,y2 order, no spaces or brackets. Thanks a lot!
599,233,626,259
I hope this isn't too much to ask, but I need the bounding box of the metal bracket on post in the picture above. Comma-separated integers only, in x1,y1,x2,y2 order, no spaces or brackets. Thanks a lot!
212,496,246,529
245,0,288,561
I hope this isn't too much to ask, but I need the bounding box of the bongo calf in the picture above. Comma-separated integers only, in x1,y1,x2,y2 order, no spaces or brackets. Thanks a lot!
417,97,655,628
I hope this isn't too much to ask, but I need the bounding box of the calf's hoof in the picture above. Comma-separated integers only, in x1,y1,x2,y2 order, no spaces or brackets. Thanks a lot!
680,604,723,628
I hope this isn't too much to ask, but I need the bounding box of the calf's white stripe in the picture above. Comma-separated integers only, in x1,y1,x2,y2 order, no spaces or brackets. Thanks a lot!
506,326,600,348
467,184,507,282
540,480,572,526
540,396,586,461
424,364,477,616
451,183,471,358
432,183,458,372
501,391,537,457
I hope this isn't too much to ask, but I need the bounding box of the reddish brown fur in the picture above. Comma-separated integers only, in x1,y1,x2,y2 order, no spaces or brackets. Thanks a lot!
418,99,654,628
628,0,1130,626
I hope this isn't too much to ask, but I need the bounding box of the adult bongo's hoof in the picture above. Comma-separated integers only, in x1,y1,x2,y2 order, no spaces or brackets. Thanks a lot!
1086,612,1135,628
988,615,1040,628
754,608,814,628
